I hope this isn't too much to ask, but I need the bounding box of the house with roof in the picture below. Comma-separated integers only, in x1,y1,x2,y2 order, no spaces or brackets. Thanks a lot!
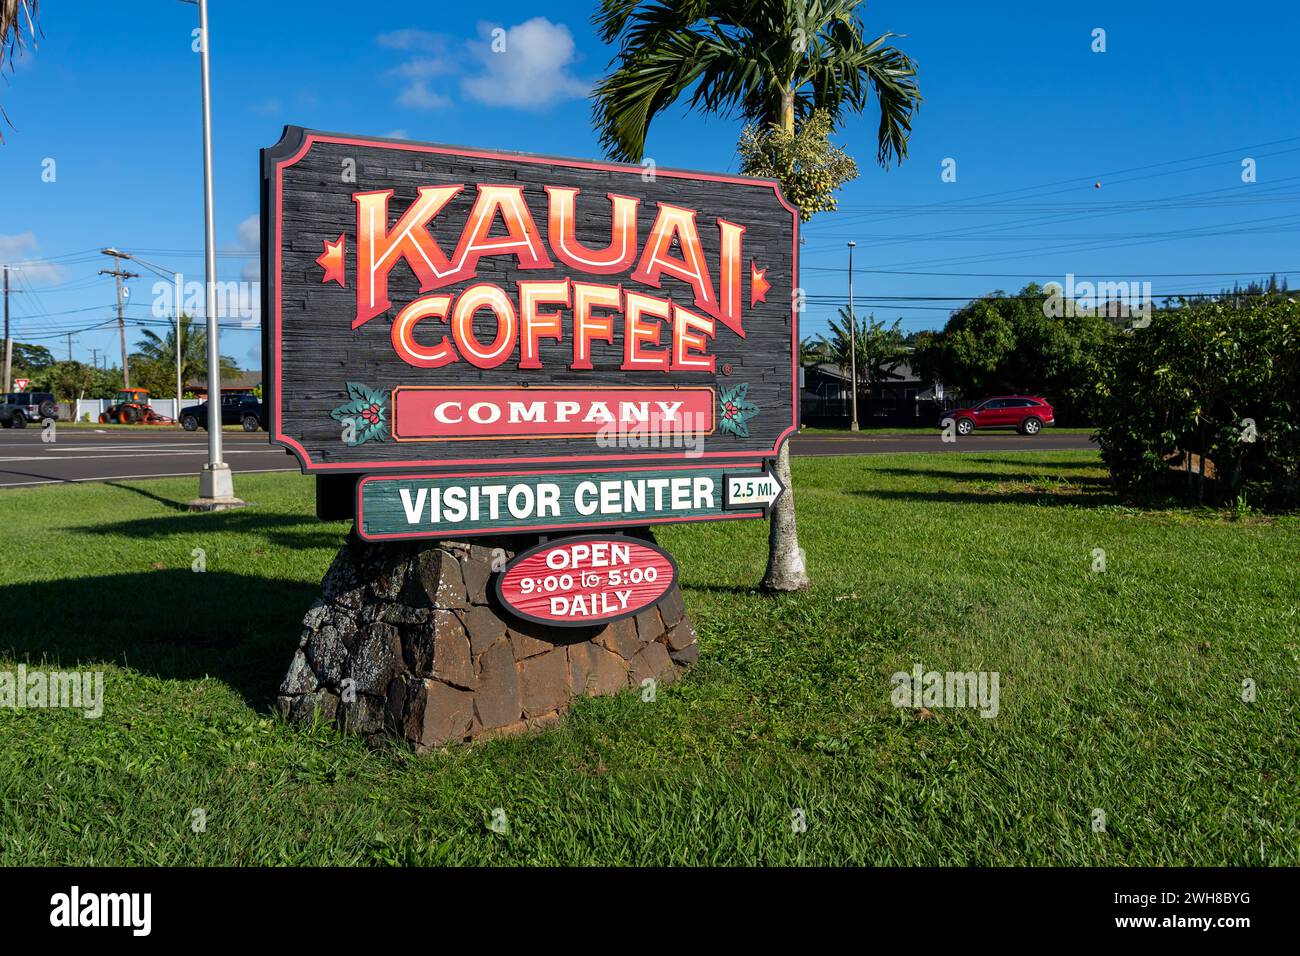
185,371,262,399
802,359,952,428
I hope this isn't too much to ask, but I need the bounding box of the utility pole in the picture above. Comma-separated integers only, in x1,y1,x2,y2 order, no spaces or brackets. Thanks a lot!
66,332,77,362
97,251,184,404
90,347,100,369
847,241,859,432
144,264,182,404
190,0,242,509
99,249,139,389
2,265,10,393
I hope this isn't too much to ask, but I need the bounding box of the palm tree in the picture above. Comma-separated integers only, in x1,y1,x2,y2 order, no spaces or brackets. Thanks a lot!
800,335,830,367
820,309,907,410
1,1,39,136
133,314,239,397
593,0,921,592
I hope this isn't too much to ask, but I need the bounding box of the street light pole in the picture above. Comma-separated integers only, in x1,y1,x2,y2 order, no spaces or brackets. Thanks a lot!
847,241,859,432
176,300,183,415
191,0,243,509
2,266,10,394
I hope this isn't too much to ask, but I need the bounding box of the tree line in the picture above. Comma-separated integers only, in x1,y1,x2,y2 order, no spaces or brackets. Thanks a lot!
805,281,1295,430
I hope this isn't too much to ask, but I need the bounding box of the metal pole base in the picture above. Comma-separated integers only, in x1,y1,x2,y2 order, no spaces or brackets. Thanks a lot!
849,422,860,432
189,463,246,512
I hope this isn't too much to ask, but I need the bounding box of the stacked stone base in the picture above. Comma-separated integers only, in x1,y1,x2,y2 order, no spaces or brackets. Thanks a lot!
275,531,699,750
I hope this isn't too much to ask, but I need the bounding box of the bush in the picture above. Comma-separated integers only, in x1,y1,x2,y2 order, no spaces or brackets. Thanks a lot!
1095,298,1300,507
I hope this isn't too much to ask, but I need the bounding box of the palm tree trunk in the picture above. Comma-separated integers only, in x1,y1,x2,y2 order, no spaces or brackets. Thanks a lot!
761,442,808,591
760,88,810,593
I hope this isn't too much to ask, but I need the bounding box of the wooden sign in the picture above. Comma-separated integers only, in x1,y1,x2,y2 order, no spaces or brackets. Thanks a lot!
355,461,784,541
495,535,678,627
261,127,799,475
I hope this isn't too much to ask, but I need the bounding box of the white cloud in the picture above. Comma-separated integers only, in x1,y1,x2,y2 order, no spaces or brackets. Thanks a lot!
391,57,453,80
237,215,259,249
460,18,590,111
385,129,409,140
377,29,445,52
377,29,455,110
397,82,452,110
0,233,68,285
378,19,588,113
235,215,260,282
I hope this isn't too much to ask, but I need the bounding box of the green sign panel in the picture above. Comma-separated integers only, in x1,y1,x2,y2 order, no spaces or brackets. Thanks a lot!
356,462,783,541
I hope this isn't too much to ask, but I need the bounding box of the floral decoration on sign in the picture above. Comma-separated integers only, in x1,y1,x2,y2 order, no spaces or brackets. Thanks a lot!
330,382,388,445
718,382,759,438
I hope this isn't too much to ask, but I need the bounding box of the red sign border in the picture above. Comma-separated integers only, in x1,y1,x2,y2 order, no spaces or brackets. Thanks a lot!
354,460,768,542
262,126,800,475
493,533,680,629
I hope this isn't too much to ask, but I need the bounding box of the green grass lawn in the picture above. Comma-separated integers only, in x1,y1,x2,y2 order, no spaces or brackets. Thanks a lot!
1,451,1295,865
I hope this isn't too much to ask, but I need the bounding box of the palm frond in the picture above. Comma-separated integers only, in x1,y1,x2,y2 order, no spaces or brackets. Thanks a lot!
0,0,39,139
590,0,920,167
0,0,38,73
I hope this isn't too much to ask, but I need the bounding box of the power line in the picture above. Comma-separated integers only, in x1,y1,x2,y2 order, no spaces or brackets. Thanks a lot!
17,316,260,342
804,177,1300,255
827,136,1300,226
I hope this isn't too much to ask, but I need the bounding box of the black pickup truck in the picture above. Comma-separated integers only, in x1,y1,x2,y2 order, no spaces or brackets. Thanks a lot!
179,393,266,432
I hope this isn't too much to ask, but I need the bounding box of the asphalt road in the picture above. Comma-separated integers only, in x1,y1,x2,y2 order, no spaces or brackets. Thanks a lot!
0,428,297,488
0,426,1096,488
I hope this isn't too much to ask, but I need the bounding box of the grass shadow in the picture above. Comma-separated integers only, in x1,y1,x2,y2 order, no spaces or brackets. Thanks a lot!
103,481,191,511
680,582,766,597
850,487,1116,508
0,570,317,709
75,509,349,552
948,456,1102,470
862,466,1110,485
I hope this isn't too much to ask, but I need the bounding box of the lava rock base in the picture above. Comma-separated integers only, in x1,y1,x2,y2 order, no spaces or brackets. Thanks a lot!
275,531,698,750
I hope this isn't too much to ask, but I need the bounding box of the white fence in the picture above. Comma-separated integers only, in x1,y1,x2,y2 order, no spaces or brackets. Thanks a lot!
74,398,183,422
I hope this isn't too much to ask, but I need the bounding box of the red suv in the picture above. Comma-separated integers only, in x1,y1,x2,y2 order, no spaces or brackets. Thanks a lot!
944,396,1055,436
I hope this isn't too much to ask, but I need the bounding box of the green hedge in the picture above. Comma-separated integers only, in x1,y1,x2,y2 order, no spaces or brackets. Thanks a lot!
1095,298,1300,508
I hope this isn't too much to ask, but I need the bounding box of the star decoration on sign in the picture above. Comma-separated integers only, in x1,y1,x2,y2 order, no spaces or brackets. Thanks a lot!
750,261,769,307
317,234,346,287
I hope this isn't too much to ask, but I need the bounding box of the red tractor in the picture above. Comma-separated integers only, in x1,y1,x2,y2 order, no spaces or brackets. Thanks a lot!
99,388,176,425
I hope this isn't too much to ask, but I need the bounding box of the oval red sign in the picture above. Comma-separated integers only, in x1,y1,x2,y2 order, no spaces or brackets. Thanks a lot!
495,535,678,627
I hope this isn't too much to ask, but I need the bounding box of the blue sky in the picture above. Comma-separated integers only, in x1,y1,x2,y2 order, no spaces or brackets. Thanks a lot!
1,0,1297,372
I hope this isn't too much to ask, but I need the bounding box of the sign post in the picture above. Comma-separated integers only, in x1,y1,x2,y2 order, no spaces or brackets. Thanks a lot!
264,128,798,747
